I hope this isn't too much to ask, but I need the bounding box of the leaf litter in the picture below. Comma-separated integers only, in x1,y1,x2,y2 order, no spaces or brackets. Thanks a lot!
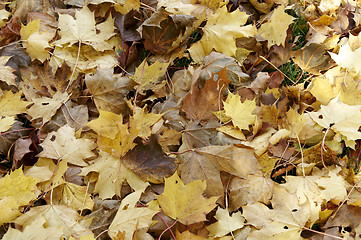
1,0,361,239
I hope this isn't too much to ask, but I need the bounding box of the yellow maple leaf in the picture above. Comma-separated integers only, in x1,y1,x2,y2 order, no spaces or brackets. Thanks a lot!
258,5,295,48
223,92,256,131
0,168,39,224
35,157,68,191
108,188,158,239
37,125,96,166
207,207,244,237
87,110,139,157
308,97,361,145
26,91,69,123
156,172,218,225
3,217,63,240
0,56,16,86
132,60,169,94
14,205,92,238
50,45,118,73
0,9,10,28
243,186,318,240
52,182,94,211
132,105,163,139
189,5,256,62
20,20,55,62
329,39,361,75
0,116,15,133
54,6,115,51
0,90,30,117
81,151,148,199
87,110,124,140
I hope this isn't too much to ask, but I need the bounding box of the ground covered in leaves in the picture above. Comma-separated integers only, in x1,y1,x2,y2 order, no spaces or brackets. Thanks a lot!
1,0,361,239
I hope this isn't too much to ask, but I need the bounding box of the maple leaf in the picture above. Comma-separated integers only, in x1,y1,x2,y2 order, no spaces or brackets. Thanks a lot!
108,188,158,239
0,56,16,86
3,216,63,240
222,91,256,131
37,125,96,166
26,91,69,123
132,60,169,94
243,186,318,240
156,172,218,225
0,90,30,117
207,207,245,237
81,151,148,199
257,5,295,48
329,38,361,75
308,96,361,145
20,20,55,62
87,110,139,157
122,135,178,183
35,157,68,191
0,116,15,132
50,45,118,73
85,68,134,114
52,182,94,211
182,67,230,121
0,168,39,224
54,6,115,51
189,5,256,62
14,205,92,238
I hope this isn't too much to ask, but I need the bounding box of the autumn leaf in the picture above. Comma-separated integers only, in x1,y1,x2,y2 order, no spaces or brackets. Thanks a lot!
243,186,318,240
257,4,295,48
54,5,116,51
108,188,158,239
189,5,256,62
0,168,39,224
156,172,218,225
20,20,55,62
0,56,16,86
222,91,256,131
81,151,148,199
37,125,96,166
26,91,69,123
308,96,361,145
207,207,244,237
132,60,169,94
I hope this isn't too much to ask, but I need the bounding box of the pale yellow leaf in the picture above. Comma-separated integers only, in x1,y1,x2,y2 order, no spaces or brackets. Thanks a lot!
38,125,96,166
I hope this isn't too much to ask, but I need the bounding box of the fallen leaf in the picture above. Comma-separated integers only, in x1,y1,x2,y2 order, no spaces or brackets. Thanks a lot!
207,207,244,237
182,67,230,121
156,172,218,225
258,5,295,48
38,125,96,166
123,135,178,183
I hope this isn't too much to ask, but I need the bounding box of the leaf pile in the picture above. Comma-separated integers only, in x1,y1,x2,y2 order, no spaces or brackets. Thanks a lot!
1,0,361,239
